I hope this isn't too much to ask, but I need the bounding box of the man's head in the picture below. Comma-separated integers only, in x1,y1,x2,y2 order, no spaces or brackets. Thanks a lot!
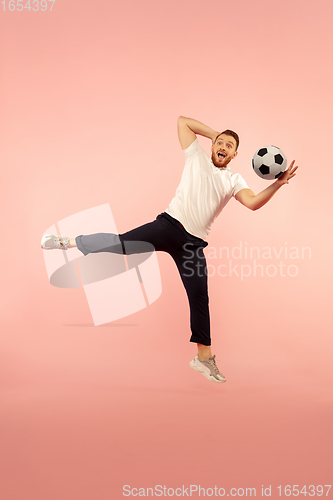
211,130,239,169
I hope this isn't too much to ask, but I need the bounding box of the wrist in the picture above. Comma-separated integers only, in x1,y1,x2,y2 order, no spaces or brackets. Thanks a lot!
211,131,220,142
274,179,285,188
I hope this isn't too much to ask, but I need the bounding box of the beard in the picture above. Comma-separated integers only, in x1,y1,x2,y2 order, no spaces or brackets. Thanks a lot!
211,151,231,168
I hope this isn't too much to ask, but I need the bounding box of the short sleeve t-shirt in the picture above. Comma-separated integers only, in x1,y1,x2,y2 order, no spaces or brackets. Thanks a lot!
165,138,249,240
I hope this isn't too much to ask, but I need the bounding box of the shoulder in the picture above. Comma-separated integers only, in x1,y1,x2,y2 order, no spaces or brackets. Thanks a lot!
183,138,208,161
228,171,249,196
229,171,247,183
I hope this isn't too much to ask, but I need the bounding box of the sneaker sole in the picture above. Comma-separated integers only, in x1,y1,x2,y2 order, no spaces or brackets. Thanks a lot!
189,360,226,383
41,234,54,249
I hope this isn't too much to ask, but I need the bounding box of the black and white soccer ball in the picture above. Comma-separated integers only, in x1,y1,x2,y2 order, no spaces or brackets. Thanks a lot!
252,146,287,180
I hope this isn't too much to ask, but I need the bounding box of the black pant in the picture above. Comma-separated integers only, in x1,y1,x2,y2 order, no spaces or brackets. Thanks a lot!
75,212,211,346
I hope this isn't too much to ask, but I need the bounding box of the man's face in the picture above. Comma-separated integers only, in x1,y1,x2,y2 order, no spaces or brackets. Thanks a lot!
211,134,238,168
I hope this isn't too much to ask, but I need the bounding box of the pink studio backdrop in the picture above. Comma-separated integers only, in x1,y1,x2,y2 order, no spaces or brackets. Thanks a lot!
1,0,332,499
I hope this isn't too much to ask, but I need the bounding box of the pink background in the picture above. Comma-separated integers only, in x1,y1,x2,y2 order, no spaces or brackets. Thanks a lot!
1,0,332,498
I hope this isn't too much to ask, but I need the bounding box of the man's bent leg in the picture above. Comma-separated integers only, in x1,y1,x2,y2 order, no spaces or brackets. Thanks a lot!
172,243,226,382
197,344,212,361
171,244,211,348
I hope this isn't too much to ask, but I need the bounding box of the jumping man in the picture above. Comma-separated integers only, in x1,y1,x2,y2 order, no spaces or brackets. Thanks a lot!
41,116,298,383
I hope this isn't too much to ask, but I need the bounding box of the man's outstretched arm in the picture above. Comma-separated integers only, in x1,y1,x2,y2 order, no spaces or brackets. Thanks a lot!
235,160,299,211
178,116,219,150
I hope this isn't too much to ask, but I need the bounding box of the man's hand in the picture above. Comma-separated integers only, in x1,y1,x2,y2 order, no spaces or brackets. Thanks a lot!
276,160,298,186
235,160,299,210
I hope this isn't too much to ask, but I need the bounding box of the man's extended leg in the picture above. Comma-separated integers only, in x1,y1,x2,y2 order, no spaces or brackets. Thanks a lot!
73,214,179,257
41,214,172,254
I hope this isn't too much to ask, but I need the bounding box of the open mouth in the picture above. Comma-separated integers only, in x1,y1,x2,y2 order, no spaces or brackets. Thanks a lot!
217,152,226,159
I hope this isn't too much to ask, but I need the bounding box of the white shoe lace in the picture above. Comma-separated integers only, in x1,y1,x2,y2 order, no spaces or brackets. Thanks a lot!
58,236,69,249
207,354,218,370
207,355,224,377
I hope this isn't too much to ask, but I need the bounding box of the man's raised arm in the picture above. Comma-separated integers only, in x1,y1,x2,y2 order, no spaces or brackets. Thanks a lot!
235,160,299,210
177,116,220,150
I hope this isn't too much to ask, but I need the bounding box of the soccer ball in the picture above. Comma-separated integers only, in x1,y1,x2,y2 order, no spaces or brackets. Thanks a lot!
252,145,287,180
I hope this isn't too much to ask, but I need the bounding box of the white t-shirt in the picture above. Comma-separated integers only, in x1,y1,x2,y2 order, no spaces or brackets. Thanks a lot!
165,138,249,240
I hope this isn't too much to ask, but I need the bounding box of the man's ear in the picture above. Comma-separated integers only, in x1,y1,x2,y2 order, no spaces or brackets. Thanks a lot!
232,151,238,159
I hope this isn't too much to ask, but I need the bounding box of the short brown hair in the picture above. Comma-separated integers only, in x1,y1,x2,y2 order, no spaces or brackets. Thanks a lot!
214,130,239,151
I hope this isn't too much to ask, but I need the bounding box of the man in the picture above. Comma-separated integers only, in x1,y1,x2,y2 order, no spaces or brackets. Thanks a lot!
41,116,298,383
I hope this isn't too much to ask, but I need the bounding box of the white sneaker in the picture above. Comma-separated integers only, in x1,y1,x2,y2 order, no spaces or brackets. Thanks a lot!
41,234,70,250
190,354,226,383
